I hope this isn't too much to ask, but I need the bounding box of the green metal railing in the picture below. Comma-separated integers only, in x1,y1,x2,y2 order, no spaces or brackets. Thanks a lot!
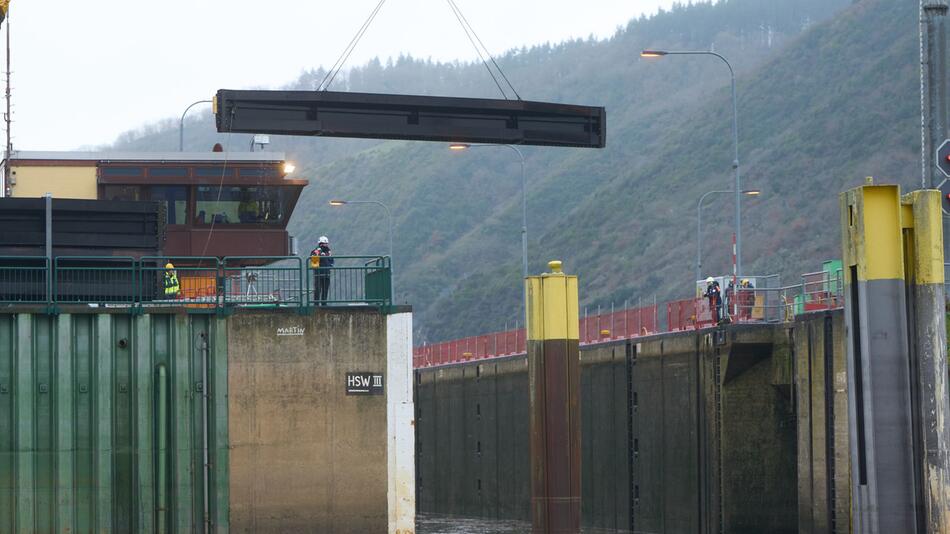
140,256,221,306
223,256,306,307
306,255,392,307
0,255,392,311
54,256,138,306
0,257,49,304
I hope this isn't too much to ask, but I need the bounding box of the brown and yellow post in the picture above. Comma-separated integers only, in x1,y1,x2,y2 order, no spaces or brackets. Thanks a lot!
525,260,581,533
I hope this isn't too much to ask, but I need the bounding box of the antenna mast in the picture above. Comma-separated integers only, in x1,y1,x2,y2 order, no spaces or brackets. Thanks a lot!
3,6,10,197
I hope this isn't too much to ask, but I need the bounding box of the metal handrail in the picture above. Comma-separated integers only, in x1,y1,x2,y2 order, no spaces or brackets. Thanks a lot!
415,269,848,369
0,255,392,310
0,256,50,305
53,256,137,306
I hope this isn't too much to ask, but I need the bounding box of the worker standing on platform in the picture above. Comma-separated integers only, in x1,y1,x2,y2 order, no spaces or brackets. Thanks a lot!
724,279,735,320
739,278,755,320
163,262,180,299
310,236,334,304
704,277,721,324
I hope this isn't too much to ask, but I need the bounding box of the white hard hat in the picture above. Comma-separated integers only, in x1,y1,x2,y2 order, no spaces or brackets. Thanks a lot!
318,236,329,244
705,277,715,283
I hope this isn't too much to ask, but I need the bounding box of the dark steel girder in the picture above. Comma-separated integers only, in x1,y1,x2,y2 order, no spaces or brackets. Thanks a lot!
214,89,606,148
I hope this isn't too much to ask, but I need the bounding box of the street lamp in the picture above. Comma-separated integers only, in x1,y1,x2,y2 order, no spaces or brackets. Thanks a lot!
448,143,528,279
179,99,213,152
642,49,744,276
329,199,395,300
696,189,760,284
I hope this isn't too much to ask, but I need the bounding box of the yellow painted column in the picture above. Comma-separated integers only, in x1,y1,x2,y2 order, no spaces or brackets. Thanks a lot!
903,190,950,534
841,184,914,533
841,183,950,533
525,261,580,534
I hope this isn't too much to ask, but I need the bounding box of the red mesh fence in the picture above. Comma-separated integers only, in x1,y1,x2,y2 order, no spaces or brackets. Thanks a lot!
414,304,658,368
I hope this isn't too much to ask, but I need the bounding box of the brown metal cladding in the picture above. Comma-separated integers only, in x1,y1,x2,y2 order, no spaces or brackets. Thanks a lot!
529,337,581,533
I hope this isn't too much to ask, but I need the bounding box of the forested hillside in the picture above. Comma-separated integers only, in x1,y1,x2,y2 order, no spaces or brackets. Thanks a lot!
108,0,921,343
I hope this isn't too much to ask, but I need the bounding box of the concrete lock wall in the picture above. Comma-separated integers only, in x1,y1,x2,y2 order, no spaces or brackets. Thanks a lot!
793,311,851,534
415,309,849,533
228,308,414,534
0,307,414,534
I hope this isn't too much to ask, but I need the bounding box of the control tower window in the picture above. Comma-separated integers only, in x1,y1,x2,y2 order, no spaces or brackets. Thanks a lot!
103,185,144,201
149,186,187,225
195,186,289,225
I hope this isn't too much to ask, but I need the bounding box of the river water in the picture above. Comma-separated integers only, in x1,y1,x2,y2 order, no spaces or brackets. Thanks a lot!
416,514,631,533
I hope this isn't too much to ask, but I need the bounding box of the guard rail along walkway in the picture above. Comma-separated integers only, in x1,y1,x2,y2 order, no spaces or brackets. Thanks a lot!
414,267,845,369
0,255,392,313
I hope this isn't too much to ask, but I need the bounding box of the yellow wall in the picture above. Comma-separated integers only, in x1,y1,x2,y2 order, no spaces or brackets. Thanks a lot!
11,165,98,199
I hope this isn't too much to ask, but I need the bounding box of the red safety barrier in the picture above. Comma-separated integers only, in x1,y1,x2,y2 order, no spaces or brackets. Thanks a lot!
579,305,658,344
414,305,657,368
414,267,848,369
667,299,693,331
667,298,719,331
801,271,843,312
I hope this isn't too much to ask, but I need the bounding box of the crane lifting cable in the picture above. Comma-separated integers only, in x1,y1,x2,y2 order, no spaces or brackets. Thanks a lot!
316,0,521,100
445,0,521,101
445,0,508,100
318,0,388,91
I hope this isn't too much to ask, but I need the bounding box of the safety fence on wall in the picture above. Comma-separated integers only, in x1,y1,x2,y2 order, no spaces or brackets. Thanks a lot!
0,255,391,310
664,269,843,332
415,267,845,369
412,304,658,368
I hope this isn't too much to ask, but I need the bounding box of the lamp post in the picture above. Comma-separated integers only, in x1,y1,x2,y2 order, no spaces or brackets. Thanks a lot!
449,143,528,279
179,99,212,152
696,189,760,283
329,199,394,301
642,49,744,276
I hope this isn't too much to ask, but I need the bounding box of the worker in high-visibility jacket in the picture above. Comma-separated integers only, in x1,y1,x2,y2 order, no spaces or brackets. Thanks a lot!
309,236,333,304
163,262,180,299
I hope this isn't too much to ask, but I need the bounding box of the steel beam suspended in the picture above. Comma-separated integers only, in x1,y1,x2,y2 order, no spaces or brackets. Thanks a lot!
214,89,606,148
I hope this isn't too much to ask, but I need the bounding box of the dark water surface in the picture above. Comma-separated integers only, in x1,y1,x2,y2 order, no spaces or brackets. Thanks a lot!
416,514,631,533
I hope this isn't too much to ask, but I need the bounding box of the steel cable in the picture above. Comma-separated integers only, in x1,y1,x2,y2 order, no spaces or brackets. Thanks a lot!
318,0,387,91
447,0,522,100
198,108,235,258
445,0,508,99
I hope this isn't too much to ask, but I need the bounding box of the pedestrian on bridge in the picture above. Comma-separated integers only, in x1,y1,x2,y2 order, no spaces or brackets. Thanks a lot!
704,277,722,324
310,236,334,304
739,278,755,320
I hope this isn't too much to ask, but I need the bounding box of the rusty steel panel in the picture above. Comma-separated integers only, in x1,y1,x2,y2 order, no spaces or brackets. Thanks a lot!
528,338,582,533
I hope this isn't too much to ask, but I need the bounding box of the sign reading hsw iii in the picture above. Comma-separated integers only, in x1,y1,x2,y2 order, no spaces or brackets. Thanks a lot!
346,372,384,396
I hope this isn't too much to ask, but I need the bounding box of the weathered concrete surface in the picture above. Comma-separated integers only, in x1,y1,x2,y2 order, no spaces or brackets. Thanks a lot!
228,310,389,533
720,328,796,534
794,311,850,534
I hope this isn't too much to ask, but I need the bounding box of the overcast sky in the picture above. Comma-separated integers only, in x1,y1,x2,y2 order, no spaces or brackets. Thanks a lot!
10,0,678,150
